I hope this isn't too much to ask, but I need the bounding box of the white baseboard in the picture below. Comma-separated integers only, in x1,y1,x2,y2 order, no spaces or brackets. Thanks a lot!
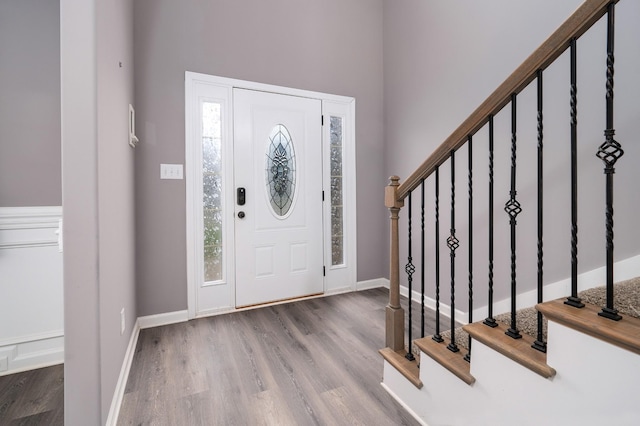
0,331,64,377
105,318,140,426
357,277,389,290
138,310,189,329
400,285,467,325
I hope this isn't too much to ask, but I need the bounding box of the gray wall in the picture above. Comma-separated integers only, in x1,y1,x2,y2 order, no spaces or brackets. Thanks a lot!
0,0,61,207
133,0,385,316
62,0,136,423
383,0,640,308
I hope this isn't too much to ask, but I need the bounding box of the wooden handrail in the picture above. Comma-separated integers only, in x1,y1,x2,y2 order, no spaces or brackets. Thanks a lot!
397,0,619,201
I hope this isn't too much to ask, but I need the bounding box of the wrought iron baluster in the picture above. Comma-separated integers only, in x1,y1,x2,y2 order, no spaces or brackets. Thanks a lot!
565,38,585,309
484,115,498,328
504,94,522,340
421,180,426,338
433,168,444,343
406,192,416,360
533,70,547,353
447,151,460,353
597,3,622,321
465,137,473,362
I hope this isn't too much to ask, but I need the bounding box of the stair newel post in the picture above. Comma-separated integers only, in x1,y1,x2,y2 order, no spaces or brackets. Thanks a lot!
533,69,547,353
565,38,585,309
484,115,498,328
386,176,406,350
505,93,522,340
597,2,622,321
447,151,460,353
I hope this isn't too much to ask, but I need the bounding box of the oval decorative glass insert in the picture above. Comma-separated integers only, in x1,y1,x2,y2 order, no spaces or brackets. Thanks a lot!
265,124,296,217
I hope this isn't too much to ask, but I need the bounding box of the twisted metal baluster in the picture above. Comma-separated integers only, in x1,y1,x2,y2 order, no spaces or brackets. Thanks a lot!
447,151,460,353
465,137,473,362
406,192,416,360
484,116,498,328
504,94,522,340
565,38,585,309
421,180,426,338
433,168,444,342
597,3,622,321
533,70,547,353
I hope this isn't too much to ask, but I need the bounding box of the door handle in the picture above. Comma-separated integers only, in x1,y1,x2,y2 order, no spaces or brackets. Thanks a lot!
238,211,246,219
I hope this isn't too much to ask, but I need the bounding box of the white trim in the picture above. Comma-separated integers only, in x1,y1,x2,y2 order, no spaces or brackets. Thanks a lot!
105,318,140,426
0,332,64,376
0,206,62,230
138,310,189,329
0,329,63,347
0,206,62,249
186,72,353,104
185,72,357,315
357,277,390,290
400,285,468,325
322,100,358,294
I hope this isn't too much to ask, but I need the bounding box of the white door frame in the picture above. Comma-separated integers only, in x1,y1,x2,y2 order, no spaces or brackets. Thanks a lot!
185,72,357,319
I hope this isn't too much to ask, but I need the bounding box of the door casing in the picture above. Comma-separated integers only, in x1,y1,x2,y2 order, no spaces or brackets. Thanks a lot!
185,72,356,318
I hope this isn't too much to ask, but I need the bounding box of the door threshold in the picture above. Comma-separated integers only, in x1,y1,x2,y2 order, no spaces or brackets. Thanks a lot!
235,292,325,310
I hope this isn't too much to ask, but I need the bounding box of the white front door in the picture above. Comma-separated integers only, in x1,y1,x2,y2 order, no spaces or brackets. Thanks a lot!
233,89,324,307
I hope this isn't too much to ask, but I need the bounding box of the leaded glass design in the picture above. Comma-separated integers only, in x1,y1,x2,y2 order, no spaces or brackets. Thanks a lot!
202,102,223,282
330,116,344,266
265,124,296,217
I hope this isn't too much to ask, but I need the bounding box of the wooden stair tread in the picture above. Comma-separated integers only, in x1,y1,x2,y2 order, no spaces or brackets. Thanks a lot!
379,347,423,389
414,337,475,385
464,322,556,378
537,298,640,355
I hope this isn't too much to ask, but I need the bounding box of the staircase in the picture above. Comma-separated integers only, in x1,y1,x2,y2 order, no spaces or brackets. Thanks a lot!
380,1,640,424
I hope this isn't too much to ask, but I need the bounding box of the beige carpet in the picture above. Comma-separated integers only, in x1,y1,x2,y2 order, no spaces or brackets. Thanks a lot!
434,277,640,352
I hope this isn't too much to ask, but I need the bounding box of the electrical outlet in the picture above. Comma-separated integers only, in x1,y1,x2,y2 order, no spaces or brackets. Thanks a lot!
120,308,125,335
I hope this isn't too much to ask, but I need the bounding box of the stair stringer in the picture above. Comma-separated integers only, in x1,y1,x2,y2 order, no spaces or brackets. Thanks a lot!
381,321,640,426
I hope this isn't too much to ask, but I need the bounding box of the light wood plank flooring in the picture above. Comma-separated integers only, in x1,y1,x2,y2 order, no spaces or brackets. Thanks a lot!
0,288,433,425
118,288,422,425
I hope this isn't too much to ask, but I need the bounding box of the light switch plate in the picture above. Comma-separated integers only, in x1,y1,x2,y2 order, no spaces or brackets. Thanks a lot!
160,164,183,180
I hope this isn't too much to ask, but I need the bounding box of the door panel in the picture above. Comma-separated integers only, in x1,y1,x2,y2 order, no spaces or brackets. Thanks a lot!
233,89,323,307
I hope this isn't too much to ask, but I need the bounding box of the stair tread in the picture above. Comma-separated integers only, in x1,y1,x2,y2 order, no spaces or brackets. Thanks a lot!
379,347,423,389
464,321,556,378
537,298,640,355
414,336,475,385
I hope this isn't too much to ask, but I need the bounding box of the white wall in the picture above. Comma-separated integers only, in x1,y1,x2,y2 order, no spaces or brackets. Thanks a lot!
0,207,63,375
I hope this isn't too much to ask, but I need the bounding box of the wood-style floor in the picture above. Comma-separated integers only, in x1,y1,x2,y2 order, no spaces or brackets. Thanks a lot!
0,363,64,425
0,288,432,425
118,288,422,425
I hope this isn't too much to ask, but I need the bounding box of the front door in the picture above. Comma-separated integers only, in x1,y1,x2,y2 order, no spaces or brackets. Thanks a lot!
233,89,324,307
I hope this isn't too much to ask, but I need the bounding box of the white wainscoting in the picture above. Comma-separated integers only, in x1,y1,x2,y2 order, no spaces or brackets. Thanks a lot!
0,206,63,375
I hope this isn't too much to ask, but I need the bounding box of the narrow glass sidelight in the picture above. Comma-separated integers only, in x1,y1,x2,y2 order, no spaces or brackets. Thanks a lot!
330,116,345,266
266,124,296,217
202,102,223,283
